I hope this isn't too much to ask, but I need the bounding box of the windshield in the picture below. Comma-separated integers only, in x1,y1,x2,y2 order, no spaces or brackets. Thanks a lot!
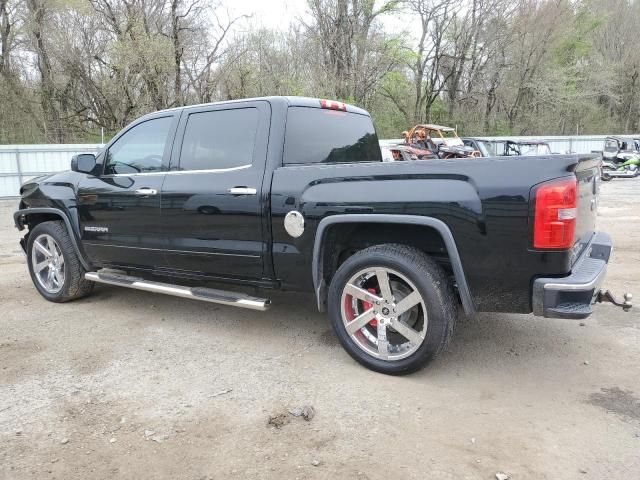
476,140,497,157
519,143,552,156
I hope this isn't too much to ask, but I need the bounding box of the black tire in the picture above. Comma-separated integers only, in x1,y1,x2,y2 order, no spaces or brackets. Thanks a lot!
327,244,456,375
26,220,94,303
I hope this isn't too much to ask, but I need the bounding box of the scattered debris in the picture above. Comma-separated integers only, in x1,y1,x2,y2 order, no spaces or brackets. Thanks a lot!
60,438,69,445
151,434,169,443
109,438,117,443
144,430,155,438
496,473,510,480
311,459,321,467
209,389,232,398
267,414,290,429
288,405,315,421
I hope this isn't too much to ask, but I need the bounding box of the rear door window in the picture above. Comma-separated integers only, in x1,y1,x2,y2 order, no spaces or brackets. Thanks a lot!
178,108,259,171
283,107,382,164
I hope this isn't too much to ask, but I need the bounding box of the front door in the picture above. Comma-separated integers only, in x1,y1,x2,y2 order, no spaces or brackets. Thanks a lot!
160,101,270,280
77,113,179,269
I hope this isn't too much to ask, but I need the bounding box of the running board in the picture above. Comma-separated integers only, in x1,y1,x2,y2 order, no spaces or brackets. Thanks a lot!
85,272,271,311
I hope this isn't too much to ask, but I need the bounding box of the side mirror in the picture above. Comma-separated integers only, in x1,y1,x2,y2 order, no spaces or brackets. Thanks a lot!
71,153,97,174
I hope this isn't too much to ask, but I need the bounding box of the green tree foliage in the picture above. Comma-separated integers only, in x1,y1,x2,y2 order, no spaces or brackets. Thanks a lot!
0,0,638,144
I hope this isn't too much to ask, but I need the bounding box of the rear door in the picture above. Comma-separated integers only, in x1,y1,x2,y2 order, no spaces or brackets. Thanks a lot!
77,113,179,269
160,101,270,279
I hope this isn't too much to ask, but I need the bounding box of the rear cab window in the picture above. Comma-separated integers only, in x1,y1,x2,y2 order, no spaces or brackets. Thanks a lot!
283,107,382,165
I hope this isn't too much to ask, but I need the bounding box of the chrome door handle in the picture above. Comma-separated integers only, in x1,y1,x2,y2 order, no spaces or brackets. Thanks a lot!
227,187,257,196
134,188,158,196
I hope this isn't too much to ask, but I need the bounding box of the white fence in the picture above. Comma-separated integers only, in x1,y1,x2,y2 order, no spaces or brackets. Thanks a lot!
0,144,101,197
0,134,624,197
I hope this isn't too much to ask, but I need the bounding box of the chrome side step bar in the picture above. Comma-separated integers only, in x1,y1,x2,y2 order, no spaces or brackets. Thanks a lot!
85,271,271,311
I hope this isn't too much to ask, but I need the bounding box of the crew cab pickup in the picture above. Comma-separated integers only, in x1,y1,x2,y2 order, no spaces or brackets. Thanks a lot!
13,96,631,374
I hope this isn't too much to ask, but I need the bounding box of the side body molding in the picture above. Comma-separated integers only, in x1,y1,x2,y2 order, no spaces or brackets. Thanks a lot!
14,207,92,271
312,214,476,315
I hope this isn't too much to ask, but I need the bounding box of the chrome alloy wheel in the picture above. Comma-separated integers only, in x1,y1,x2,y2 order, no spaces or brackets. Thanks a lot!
31,234,65,294
340,267,427,361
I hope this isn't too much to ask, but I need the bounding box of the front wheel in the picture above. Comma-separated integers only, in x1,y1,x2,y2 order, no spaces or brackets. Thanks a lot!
27,220,94,302
327,244,456,375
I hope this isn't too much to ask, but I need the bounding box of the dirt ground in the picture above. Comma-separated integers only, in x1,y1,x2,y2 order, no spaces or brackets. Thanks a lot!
1,179,639,480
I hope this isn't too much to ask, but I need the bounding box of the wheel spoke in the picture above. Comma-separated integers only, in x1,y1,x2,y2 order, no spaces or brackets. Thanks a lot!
46,268,54,290
34,240,51,257
377,322,389,360
395,290,421,316
45,236,55,256
390,317,424,345
345,308,376,335
52,269,62,287
375,268,393,302
344,283,382,305
34,259,49,273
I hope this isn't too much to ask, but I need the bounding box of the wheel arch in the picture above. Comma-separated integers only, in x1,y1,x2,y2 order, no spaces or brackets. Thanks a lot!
14,207,91,271
312,214,475,315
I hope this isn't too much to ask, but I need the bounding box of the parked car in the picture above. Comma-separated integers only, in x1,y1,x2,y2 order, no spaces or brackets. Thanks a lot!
13,96,631,375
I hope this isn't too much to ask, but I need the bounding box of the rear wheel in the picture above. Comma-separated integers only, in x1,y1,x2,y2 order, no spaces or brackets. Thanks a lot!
328,244,456,375
27,221,93,302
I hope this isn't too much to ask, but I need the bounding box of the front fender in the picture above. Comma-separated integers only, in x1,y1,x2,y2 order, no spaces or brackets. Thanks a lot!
14,207,91,271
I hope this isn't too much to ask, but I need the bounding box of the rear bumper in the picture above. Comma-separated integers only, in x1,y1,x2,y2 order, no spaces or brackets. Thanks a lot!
532,231,612,319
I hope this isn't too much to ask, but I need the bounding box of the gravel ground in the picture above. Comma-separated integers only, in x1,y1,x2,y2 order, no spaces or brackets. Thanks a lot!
1,179,639,480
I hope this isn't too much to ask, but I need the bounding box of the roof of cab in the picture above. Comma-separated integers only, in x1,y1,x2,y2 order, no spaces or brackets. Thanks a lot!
148,96,370,118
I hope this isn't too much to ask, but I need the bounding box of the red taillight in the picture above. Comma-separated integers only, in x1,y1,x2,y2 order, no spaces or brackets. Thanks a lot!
533,177,577,249
320,99,347,111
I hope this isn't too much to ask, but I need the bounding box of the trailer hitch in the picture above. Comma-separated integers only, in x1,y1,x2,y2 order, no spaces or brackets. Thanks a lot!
596,290,633,312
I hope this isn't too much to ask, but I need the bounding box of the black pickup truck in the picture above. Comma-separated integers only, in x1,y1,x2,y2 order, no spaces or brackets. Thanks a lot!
13,97,631,374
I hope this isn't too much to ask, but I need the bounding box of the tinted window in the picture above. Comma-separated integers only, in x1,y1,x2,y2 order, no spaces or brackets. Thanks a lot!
178,108,259,171
284,107,381,164
105,117,173,175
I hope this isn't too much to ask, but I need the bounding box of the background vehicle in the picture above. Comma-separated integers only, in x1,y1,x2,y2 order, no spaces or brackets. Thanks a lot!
601,154,640,180
462,138,503,157
13,96,630,375
462,138,554,157
404,124,480,159
381,144,438,162
602,136,640,163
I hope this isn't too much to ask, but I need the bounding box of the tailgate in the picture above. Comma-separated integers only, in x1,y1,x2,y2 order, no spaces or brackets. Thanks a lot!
573,155,601,257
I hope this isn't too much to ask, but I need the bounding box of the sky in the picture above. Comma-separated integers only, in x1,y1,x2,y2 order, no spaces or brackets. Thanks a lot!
226,0,418,42
227,0,310,30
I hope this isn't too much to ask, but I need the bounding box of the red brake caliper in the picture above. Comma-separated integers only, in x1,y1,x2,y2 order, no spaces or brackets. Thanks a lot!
361,288,378,327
